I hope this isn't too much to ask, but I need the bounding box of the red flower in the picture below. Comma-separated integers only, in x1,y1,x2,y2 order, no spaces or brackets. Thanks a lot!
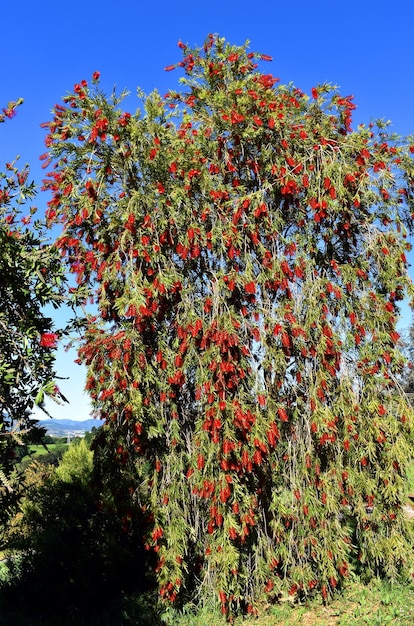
230,111,245,125
40,333,58,348
152,526,163,541
92,71,100,81
277,407,288,422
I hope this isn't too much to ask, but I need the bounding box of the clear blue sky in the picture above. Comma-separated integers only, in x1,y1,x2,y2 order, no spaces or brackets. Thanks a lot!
2,0,413,420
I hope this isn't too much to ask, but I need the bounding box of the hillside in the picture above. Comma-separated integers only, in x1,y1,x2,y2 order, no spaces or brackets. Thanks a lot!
37,418,104,438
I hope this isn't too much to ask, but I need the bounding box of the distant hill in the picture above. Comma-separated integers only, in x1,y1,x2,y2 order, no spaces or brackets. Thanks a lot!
38,418,104,438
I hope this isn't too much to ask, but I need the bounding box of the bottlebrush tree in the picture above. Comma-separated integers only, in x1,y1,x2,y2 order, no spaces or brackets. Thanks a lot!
0,101,66,506
42,35,414,615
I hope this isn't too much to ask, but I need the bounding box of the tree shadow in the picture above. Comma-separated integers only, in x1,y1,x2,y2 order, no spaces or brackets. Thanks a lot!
0,466,162,625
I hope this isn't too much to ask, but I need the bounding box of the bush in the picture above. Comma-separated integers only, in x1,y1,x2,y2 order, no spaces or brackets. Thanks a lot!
0,439,157,624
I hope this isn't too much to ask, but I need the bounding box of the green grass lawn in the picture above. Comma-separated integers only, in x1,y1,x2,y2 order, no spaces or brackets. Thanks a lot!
26,443,67,457
166,577,414,626
16,443,68,469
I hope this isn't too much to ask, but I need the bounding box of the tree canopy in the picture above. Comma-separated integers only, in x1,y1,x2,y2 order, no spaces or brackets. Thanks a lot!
0,101,66,503
7,35,414,615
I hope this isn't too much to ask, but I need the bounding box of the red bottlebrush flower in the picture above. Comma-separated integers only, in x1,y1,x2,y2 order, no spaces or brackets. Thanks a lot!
152,526,163,541
277,407,288,422
40,332,58,348
245,281,256,294
118,112,131,127
311,87,318,99
92,71,100,81
230,110,245,124
281,332,291,348
188,168,200,179
258,394,267,407
229,527,237,540
338,562,349,577
389,331,400,343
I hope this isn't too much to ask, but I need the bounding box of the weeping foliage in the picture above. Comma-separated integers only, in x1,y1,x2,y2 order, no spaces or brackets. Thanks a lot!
42,35,414,615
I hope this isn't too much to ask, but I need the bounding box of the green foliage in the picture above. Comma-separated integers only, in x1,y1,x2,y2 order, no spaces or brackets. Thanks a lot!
0,100,67,515
54,437,93,483
84,425,101,445
41,35,414,616
0,438,156,624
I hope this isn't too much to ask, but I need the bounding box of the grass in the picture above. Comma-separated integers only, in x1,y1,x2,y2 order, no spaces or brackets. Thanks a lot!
15,442,68,472
26,443,68,457
167,577,414,626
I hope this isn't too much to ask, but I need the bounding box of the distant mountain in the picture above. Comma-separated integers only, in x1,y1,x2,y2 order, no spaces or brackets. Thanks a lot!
38,418,104,437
